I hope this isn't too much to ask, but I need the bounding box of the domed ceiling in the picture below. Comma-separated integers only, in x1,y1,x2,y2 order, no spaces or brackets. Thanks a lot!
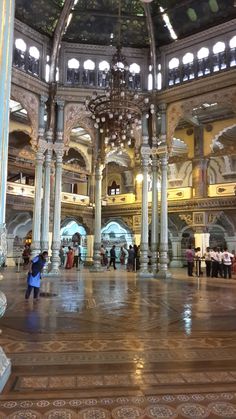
15,0,236,48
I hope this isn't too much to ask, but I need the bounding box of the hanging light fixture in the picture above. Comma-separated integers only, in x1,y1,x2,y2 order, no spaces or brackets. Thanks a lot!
86,0,142,151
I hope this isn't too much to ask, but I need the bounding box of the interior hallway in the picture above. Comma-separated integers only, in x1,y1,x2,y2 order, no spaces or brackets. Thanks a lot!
1,268,236,418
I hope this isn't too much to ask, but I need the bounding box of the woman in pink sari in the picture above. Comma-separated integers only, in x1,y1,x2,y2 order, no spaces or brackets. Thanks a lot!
66,246,74,269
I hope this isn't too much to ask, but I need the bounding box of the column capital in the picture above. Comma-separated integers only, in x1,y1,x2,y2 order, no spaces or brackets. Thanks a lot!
56,131,63,142
152,154,159,168
158,145,169,160
159,103,167,112
57,99,65,109
140,145,150,168
45,129,53,142
37,139,48,155
39,95,48,106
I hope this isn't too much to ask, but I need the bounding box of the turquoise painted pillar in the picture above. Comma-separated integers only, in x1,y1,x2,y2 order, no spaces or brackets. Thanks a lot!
0,0,15,393
0,0,15,258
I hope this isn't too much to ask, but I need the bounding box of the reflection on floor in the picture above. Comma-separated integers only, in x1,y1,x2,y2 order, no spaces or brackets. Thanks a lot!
1,267,236,418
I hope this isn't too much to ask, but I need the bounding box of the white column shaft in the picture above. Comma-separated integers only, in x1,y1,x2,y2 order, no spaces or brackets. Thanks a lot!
92,164,103,270
51,153,63,273
41,150,51,251
151,162,159,272
31,151,44,257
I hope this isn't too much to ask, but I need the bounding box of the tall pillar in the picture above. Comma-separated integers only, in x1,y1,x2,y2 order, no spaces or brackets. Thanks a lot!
170,236,183,267
50,148,63,274
156,104,172,279
194,231,210,255
91,161,103,271
151,155,159,274
41,146,52,252
192,125,209,198
139,113,152,277
31,148,44,257
0,0,15,263
0,0,15,393
31,95,47,257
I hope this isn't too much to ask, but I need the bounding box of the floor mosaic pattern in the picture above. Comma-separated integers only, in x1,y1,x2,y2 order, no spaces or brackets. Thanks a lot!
1,267,236,418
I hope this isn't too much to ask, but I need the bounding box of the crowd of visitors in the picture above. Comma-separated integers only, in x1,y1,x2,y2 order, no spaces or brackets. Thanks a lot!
186,246,236,279
100,244,140,271
59,244,81,269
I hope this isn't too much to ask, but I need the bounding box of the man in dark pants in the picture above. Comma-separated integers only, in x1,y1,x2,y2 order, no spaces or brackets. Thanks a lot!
185,245,194,276
109,245,117,270
25,251,48,300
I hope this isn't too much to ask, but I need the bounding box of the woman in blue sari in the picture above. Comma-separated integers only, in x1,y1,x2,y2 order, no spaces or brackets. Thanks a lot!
25,251,48,300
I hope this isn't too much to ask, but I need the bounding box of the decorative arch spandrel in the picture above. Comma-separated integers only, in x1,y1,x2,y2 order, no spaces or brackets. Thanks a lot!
64,103,96,147
11,85,39,148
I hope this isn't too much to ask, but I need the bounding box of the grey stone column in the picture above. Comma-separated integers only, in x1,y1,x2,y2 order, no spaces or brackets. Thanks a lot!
156,103,172,279
41,146,52,252
192,125,209,198
139,113,152,277
170,236,183,267
31,95,47,257
151,155,159,274
0,0,15,265
0,0,15,392
156,152,172,279
91,161,103,271
31,148,44,257
50,149,63,274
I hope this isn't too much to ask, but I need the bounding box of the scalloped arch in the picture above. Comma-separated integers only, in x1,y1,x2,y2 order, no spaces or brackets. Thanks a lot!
11,85,39,148
64,103,96,147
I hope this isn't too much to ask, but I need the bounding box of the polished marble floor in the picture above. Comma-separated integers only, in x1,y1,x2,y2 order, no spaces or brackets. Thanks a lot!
1,266,236,418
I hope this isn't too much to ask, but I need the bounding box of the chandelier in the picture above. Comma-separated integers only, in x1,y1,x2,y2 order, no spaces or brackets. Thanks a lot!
85,2,147,153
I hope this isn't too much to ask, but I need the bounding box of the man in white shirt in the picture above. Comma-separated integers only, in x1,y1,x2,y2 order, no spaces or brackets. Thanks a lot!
222,247,234,279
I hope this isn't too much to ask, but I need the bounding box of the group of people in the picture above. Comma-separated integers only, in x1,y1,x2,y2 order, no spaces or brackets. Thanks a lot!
59,244,81,269
100,244,140,271
186,246,236,279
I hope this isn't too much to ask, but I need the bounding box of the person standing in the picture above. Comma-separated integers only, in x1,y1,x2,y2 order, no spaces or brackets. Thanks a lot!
22,244,30,267
66,246,74,269
222,248,234,279
73,245,79,268
203,247,212,277
127,245,135,272
109,245,117,270
25,251,48,300
185,246,194,276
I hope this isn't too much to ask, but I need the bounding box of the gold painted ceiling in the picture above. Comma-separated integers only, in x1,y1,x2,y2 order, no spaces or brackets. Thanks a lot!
15,0,236,48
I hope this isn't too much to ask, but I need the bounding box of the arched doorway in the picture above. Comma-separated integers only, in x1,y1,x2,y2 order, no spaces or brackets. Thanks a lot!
101,220,133,259
61,219,87,260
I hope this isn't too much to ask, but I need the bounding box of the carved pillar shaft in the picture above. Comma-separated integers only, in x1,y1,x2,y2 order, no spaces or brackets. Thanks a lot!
192,125,209,198
0,0,15,265
41,148,52,252
31,150,44,257
156,104,172,279
158,154,171,277
92,162,103,271
50,150,63,274
139,113,152,277
151,156,159,273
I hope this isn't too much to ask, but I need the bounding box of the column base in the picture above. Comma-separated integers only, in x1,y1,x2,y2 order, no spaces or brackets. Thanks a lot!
0,347,11,393
170,260,183,268
90,265,104,272
155,269,172,280
138,270,153,278
47,268,61,277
